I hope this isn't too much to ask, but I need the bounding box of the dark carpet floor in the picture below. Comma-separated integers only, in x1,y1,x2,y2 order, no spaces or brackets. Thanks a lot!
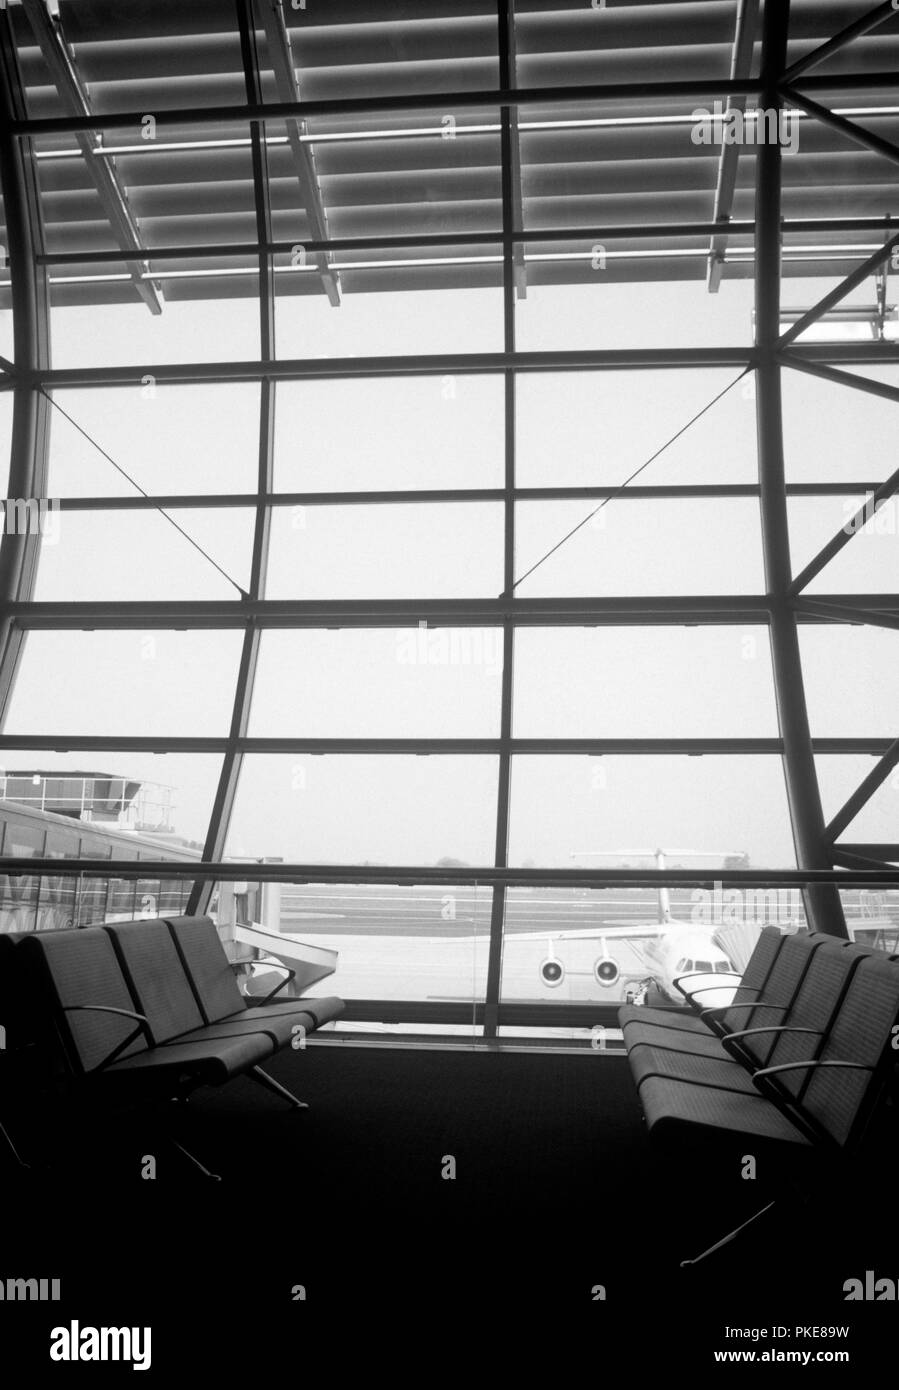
3,1044,897,1372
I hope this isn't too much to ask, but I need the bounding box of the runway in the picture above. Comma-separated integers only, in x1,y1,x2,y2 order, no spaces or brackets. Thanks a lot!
266,883,899,1008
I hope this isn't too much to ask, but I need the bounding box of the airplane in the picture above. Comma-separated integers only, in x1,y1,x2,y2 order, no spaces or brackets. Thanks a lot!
510,849,746,1008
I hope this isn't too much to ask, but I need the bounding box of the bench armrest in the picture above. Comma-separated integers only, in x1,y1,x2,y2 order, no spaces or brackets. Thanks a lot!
752,1059,873,1082
236,960,298,1007
722,1024,821,1044
679,975,744,998
672,971,716,997
699,999,786,1024
63,1003,151,1070
63,1004,148,1025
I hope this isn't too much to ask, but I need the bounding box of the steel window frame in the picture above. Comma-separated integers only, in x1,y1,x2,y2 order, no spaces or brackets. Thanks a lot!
186,0,277,918
29,219,899,269
10,73,899,141
2,0,899,1028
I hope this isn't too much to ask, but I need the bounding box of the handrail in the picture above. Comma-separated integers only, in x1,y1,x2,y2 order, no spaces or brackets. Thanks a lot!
1,860,899,888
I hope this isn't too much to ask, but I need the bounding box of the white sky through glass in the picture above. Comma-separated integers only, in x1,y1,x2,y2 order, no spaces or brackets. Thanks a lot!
0,266,895,865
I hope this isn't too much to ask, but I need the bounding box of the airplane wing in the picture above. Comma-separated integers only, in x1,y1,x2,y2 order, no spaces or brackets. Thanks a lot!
503,924,664,941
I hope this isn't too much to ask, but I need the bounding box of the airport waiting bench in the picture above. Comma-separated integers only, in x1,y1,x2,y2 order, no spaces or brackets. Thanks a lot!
1,916,344,1175
619,928,899,1264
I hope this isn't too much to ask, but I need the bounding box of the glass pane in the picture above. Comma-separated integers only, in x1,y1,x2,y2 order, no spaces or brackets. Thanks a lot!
516,238,755,350
817,754,899,849
518,96,751,231
516,369,758,489
513,627,778,738
267,501,503,598
788,494,899,593
21,5,245,116
274,376,504,493
800,626,899,737
780,81,899,220
249,629,502,738
0,192,11,356
5,630,243,738
34,506,254,601
226,754,499,865
779,258,895,343
262,881,491,1004
0,390,12,499
499,882,774,1008
0,867,194,935
274,244,503,358
104,874,194,924
516,14,746,87
839,886,899,954
508,755,795,868
515,498,763,596
783,365,898,486
47,385,260,498
266,3,499,102
0,752,221,852
788,3,899,78
49,273,260,368
271,109,503,240
35,131,256,257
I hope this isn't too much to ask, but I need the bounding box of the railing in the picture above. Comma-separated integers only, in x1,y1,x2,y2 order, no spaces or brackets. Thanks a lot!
1,860,898,886
1,862,895,1039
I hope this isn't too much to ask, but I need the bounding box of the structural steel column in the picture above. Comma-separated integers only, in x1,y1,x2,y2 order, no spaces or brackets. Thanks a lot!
0,10,51,723
755,0,846,937
187,0,274,915
483,0,518,1038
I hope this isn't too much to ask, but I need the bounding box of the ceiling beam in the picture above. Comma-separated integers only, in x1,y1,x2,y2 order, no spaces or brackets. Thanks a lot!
783,0,899,83
20,0,162,315
12,73,899,139
256,0,340,306
707,0,761,293
500,0,527,299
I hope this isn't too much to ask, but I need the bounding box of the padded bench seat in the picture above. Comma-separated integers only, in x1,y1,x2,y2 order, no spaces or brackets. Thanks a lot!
621,938,899,1157
620,934,899,1264
161,915,344,1037
20,916,344,1104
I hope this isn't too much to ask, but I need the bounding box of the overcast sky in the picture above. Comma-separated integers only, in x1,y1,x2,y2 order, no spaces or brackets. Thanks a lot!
0,266,896,866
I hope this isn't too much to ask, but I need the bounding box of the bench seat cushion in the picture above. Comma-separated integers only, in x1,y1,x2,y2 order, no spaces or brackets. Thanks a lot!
240,996,344,1029
621,1020,730,1058
164,915,246,1022
619,1005,712,1035
107,1029,273,1085
21,928,149,1074
628,1041,758,1093
192,1010,322,1049
105,920,205,1043
639,1074,811,1145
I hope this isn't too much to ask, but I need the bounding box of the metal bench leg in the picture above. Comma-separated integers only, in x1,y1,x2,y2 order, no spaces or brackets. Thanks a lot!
169,1138,221,1181
680,1200,776,1268
0,1117,29,1169
250,1065,309,1110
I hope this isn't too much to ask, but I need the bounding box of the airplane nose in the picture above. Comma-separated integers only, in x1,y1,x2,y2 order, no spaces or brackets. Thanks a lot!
686,976,737,1010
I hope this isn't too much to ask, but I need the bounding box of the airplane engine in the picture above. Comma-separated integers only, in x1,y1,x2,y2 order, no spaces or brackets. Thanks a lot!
539,957,565,987
594,957,620,988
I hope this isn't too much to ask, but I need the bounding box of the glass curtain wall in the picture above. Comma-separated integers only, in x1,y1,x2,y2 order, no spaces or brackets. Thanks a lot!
0,1,897,1037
